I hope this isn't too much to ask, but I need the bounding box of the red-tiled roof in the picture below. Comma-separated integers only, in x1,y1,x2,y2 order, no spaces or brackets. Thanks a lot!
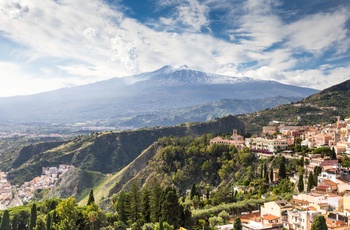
322,179,337,186
307,206,317,211
320,160,338,167
315,185,330,191
262,214,279,221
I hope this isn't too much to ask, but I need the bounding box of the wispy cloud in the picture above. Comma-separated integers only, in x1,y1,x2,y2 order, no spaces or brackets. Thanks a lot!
155,0,210,32
285,8,349,55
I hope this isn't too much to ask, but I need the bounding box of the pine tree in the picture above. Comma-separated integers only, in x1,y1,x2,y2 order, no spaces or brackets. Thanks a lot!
298,174,304,192
29,203,37,230
233,217,242,230
150,179,162,223
0,210,10,230
278,157,287,179
307,172,315,192
130,181,140,222
116,191,129,224
87,189,95,205
311,215,327,230
141,187,151,223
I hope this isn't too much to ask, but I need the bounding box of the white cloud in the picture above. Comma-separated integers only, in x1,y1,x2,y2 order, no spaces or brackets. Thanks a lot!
285,65,350,90
243,65,350,90
0,0,349,97
157,0,210,32
244,66,287,82
285,8,350,54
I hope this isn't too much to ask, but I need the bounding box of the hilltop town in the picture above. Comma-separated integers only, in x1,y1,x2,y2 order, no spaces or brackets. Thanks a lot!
211,117,350,230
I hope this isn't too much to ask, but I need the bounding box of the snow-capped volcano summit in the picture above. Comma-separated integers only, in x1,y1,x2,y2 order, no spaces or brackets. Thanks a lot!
133,65,256,85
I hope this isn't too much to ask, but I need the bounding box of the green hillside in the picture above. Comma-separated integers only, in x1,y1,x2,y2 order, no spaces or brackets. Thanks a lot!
239,79,350,134
77,134,296,213
3,115,244,185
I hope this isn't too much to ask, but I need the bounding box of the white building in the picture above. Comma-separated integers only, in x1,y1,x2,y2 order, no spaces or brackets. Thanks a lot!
285,210,320,230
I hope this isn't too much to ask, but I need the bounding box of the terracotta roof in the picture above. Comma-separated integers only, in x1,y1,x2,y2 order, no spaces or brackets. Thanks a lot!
262,214,279,221
316,185,330,191
307,206,317,211
320,160,339,167
322,179,338,186
291,198,310,205
318,203,329,207
239,212,260,221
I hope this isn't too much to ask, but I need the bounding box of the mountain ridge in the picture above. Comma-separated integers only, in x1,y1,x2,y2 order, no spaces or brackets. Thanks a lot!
238,78,350,134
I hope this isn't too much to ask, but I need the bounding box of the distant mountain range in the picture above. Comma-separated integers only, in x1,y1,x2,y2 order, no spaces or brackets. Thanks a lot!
0,65,318,129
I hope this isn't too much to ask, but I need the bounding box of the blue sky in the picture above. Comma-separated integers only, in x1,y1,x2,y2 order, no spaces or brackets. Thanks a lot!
0,0,349,97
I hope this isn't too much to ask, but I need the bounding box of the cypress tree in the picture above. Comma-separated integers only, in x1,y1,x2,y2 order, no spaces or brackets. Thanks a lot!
314,166,322,186
264,163,269,183
269,167,274,183
159,218,164,230
233,217,242,230
0,210,10,230
298,174,304,192
278,157,287,179
29,203,37,230
307,171,315,192
331,147,337,160
180,204,192,228
12,214,19,230
87,189,95,205
299,156,305,167
51,210,57,226
160,187,181,229
190,183,197,200
46,212,52,230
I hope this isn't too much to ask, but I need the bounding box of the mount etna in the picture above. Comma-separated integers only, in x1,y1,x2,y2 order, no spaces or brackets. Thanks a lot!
0,65,318,130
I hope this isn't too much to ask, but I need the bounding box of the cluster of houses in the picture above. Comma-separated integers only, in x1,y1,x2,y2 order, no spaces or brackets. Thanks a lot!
210,117,350,154
212,117,350,229
17,164,74,204
0,172,13,209
0,164,75,209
